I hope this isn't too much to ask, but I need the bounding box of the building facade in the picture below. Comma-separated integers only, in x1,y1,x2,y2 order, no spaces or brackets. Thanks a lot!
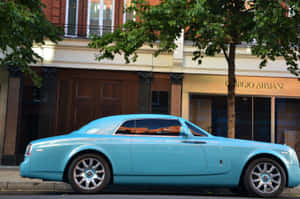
0,0,299,164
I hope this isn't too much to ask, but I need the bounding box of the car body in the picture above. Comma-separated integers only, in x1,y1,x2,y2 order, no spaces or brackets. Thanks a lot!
20,114,300,197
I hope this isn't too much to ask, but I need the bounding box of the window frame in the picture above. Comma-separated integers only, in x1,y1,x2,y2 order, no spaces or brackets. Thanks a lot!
65,0,79,37
123,0,136,24
87,0,115,37
114,118,183,137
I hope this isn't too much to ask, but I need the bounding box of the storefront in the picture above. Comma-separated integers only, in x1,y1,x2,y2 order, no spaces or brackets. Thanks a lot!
182,74,300,157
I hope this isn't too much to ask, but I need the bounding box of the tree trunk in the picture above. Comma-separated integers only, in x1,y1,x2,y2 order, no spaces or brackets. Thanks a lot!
227,44,236,138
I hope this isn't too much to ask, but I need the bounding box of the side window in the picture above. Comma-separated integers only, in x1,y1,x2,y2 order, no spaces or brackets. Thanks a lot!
185,122,207,137
116,120,135,134
135,119,181,136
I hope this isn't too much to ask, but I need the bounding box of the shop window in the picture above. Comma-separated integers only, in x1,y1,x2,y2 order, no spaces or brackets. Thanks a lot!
152,91,169,114
189,94,271,142
276,98,300,159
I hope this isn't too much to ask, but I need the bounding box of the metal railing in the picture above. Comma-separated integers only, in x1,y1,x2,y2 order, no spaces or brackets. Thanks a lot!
61,24,119,38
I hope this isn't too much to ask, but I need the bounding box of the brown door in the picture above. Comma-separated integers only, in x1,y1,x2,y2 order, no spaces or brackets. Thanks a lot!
54,69,138,135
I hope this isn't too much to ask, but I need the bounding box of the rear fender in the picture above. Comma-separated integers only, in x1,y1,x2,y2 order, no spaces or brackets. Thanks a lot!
63,145,115,173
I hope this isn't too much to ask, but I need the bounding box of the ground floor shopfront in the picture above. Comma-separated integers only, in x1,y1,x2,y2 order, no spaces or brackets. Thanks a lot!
182,74,300,159
0,67,183,165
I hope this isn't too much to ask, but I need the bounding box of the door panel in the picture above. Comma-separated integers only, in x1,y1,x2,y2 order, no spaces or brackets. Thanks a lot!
99,81,122,117
131,136,207,175
73,79,98,129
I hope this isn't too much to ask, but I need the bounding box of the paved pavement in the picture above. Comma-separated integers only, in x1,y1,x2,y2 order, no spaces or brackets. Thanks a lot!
0,166,300,197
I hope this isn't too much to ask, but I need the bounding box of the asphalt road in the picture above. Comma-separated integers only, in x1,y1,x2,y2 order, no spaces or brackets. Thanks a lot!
0,193,296,199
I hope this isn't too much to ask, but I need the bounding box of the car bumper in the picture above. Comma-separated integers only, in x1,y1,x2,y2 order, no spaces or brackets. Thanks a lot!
288,165,300,187
20,157,31,178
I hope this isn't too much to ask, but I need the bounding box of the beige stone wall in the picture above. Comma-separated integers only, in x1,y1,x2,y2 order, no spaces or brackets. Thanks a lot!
0,69,8,162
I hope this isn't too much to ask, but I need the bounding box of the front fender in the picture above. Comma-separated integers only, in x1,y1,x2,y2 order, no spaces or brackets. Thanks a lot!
240,149,289,180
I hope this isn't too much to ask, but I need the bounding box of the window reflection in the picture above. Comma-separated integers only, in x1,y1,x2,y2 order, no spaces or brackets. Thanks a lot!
89,0,114,36
89,0,100,35
185,121,207,137
116,119,181,136
123,0,135,23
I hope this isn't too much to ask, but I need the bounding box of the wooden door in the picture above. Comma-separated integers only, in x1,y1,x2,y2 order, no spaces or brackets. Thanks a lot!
54,69,138,135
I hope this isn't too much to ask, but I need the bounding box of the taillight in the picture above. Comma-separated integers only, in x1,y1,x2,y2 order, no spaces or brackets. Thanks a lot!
26,144,32,156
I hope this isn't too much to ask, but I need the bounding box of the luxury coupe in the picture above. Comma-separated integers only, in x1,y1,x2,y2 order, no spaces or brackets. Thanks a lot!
20,114,300,197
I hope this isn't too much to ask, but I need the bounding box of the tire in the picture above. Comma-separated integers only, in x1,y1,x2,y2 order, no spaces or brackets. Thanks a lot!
67,153,111,193
243,158,286,198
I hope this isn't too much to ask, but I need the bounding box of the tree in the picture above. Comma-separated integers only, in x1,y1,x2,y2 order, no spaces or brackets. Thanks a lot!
0,0,62,87
89,0,300,138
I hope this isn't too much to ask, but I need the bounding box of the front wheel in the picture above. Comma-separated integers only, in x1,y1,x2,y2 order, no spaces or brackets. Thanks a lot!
68,153,111,193
243,158,286,198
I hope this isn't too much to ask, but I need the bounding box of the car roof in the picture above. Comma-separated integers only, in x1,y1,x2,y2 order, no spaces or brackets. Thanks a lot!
77,114,183,135
101,114,181,121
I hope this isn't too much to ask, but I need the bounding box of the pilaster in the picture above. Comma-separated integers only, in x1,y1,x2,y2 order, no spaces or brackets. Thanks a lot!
138,72,152,113
170,73,183,117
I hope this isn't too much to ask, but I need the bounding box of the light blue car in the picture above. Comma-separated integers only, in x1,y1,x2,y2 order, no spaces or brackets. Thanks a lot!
20,114,300,197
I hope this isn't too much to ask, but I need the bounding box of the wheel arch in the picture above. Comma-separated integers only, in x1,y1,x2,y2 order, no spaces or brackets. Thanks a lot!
62,149,114,184
239,153,288,187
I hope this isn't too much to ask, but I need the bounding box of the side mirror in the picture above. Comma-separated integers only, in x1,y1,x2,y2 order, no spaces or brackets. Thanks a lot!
180,126,192,138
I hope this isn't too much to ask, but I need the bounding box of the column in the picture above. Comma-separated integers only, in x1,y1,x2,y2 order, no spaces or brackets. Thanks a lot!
37,67,57,138
170,73,183,116
0,69,9,164
138,72,152,113
271,96,275,143
2,67,23,165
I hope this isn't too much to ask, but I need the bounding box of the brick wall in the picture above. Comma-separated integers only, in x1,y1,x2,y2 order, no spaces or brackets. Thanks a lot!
41,0,157,34
42,0,66,26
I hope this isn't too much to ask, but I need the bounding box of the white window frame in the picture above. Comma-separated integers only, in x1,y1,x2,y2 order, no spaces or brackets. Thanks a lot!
65,0,79,37
87,0,115,37
123,0,136,24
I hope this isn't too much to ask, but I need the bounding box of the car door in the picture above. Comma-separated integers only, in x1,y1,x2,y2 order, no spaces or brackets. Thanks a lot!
184,121,230,175
130,118,208,175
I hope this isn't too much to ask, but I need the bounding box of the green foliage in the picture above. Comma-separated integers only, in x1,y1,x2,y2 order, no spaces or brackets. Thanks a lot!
89,0,299,76
0,0,63,87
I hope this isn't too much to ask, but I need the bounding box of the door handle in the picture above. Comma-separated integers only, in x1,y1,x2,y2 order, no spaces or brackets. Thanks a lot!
181,140,207,144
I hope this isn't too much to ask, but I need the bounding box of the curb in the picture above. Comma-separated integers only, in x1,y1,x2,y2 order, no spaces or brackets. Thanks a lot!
0,181,72,192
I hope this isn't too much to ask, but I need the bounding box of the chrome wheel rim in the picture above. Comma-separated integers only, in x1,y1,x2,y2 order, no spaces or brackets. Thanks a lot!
250,162,281,194
73,158,105,190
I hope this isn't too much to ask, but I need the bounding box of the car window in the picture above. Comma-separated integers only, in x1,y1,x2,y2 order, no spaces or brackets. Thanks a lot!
115,120,135,134
116,119,181,136
185,121,207,137
135,119,181,136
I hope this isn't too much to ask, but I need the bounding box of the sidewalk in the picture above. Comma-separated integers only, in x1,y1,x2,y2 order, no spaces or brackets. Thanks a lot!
0,166,300,197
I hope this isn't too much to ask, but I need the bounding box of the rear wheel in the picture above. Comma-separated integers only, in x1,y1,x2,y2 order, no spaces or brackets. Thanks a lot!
243,158,286,198
68,153,111,193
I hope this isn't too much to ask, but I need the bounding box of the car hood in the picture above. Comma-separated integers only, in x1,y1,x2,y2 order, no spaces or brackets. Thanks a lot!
211,136,290,151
